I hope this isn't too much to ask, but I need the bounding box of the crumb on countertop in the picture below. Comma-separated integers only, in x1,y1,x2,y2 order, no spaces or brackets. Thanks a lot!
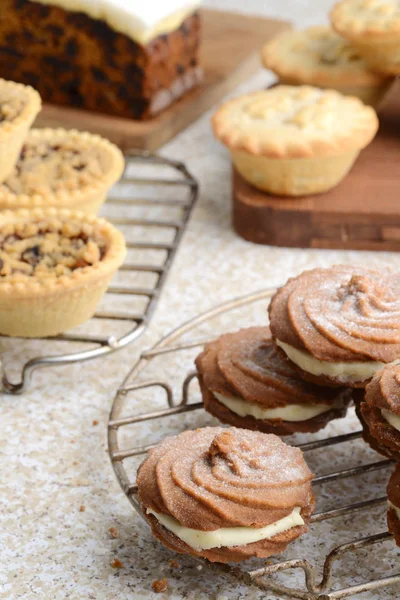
168,559,180,569
111,557,124,569
152,578,168,593
79,505,86,512
92,419,99,426
108,527,120,539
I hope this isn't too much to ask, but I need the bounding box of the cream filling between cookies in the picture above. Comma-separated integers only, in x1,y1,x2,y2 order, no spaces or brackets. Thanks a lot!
276,340,388,383
388,501,400,520
381,409,400,433
147,507,304,550
213,392,335,422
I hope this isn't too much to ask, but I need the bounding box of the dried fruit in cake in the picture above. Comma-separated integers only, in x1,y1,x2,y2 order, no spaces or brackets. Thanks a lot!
195,327,352,435
0,128,124,215
356,364,400,459
0,79,41,183
212,85,378,197
387,463,400,546
269,265,400,388
0,0,202,119
0,207,126,337
262,25,394,106
331,0,400,75
137,427,315,563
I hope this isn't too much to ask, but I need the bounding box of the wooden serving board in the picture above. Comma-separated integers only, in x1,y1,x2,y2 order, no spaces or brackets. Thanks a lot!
233,80,400,252
34,10,289,151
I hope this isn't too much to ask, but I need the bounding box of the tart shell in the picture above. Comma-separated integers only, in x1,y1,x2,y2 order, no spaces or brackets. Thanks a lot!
0,79,41,184
0,207,126,337
0,129,125,215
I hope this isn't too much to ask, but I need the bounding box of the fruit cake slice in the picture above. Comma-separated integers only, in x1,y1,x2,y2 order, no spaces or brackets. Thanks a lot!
0,0,202,120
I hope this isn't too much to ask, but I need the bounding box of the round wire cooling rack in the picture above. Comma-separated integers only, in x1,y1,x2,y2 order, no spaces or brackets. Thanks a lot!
0,150,198,394
108,287,400,600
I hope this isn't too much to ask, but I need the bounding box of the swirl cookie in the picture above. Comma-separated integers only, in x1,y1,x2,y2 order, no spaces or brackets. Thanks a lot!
269,266,400,388
0,207,126,337
387,463,400,546
0,129,125,215
195,327,351,435
137,427,315,563
331,0,400,75
212,85,378,197
356,364,400,459
0,79,41,184
262,26,394,107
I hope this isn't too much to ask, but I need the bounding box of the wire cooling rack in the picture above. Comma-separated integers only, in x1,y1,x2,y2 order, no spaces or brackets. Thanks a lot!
108,288,400,600
0,150,197,394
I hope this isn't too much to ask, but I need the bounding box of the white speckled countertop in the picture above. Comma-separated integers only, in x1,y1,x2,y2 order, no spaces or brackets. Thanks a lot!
2,1,400,599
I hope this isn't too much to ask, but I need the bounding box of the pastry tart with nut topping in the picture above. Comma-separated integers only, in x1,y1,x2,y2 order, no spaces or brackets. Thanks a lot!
212,85,378,196
331,0,400,75
262,26,394,107
0,129,125,215
0,208,126,338
0,79,41,184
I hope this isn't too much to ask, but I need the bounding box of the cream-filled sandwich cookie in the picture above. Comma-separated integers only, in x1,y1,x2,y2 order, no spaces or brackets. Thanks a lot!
387,463,400,546
262,26,394,106
356,364,400,459
195,327,351,435
269,266,400,388
212,85,378,197
137,427,315,563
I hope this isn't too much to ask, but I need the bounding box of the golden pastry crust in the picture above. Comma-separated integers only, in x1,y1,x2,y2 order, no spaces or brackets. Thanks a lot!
0,79,42,184
0,79,41,136
262,26,391,86
212,85,378,159
0,207,126,337
331,0,400,40
0,129,125,214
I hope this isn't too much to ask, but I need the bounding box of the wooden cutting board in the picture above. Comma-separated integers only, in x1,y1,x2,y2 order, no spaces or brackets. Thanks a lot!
233,79,400,252
34,10,289,151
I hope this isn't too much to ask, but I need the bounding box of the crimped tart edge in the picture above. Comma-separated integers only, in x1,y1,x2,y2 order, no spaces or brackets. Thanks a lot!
212,88,379,158
0,79,41,138
0,207,127,297
261,29,393,86
0,128,125,207
330,0,400,41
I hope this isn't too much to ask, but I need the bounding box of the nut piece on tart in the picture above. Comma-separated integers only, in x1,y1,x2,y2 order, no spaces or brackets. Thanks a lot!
0,129,125,215
0,207,126,338
137,427,315,563
196,327,352,435
0,79,41,184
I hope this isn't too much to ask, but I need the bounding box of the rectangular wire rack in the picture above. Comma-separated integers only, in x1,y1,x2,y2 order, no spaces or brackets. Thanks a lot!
108,289,400,600
0,150,198,394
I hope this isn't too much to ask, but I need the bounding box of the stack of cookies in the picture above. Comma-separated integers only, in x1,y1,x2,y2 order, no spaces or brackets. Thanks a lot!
212,0,399,198
0,78,127,338
136,264,400,564
194,264,400,553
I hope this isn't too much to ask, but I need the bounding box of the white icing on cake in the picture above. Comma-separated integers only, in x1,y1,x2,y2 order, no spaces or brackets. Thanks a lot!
33,0,201,44
147,507,304,550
